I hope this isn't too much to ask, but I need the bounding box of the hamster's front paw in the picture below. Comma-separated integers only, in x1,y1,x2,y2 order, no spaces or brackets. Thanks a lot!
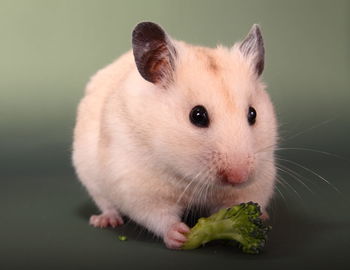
261,211,269,221
89,211,124,228
164,222,190,249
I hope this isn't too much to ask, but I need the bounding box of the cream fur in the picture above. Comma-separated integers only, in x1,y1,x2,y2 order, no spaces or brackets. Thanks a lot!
72,37,277,240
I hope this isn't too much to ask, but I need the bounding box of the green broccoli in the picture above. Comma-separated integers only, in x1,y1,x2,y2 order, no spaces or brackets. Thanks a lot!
118,235,127,241
182,202,271,254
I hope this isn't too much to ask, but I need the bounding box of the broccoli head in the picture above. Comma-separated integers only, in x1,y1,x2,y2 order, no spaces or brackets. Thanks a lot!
182,202,271,254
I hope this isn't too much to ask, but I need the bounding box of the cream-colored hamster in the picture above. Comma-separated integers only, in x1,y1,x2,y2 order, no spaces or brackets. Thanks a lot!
72,22,277,249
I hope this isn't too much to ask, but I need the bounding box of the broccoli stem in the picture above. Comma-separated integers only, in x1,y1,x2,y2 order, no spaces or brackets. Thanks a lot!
182,219,241,249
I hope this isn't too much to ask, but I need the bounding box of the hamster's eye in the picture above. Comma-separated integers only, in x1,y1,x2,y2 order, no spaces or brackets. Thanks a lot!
189,105,209,128
248,106,257,125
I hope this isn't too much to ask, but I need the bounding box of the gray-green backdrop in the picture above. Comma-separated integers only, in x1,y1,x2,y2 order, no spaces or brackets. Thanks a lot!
1,1,349,270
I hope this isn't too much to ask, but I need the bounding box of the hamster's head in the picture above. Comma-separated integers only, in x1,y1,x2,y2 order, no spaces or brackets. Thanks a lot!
131,22,277,189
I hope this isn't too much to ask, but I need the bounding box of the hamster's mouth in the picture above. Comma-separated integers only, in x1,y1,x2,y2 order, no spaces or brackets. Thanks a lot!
219,177,244,187
218,176,253,188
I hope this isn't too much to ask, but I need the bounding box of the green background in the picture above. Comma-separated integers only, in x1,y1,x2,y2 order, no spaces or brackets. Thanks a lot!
1,0,349,269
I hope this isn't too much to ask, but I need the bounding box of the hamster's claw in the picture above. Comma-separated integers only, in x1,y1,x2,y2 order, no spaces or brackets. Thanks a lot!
164,222,190,249
89,211,124,228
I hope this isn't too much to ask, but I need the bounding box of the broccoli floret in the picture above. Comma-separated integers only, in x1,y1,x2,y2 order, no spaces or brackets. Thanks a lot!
182,202,271,254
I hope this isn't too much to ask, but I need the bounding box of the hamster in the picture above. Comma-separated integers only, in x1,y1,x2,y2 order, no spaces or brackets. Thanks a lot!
72,22,277,249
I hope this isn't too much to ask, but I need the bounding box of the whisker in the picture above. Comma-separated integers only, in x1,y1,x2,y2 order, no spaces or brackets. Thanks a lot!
275,147,349,162
183,178,203,224
255,142,278,154
275,157,340,193
276,161,313,186
275,165,314,194
275,184,287,203
283,117,337,141
176,171,203,204
187,177,203,206
257,157,305,201
183,167,213,221
199,180,209,215
276,174,304,201
258,166,288,206
199,177,209,217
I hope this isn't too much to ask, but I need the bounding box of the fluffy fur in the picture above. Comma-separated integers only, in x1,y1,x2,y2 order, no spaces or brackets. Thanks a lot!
72,23,277,248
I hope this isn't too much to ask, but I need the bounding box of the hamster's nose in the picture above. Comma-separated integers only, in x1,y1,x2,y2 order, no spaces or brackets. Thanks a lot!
218,168,249,185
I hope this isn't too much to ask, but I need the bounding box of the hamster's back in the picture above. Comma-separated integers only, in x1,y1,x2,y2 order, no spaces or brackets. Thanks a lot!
72,51,134,181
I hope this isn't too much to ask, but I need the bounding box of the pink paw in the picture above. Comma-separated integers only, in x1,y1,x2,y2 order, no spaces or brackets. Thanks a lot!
261,211,270,221
164,222,190,249
89,211,124,228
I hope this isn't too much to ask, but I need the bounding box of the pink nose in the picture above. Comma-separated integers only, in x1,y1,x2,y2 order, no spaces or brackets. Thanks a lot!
218,168,249,185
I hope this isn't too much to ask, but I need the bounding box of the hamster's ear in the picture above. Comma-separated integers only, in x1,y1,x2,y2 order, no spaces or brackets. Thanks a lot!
239,24,265,76
132,22,176,87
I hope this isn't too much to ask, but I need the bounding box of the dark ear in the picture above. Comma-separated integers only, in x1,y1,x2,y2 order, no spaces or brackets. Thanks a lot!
132,22,176,86
239,24,265,76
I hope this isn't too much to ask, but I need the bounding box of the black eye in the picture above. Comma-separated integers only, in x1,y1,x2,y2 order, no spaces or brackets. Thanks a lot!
189,105,209,128
248,106,257,125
